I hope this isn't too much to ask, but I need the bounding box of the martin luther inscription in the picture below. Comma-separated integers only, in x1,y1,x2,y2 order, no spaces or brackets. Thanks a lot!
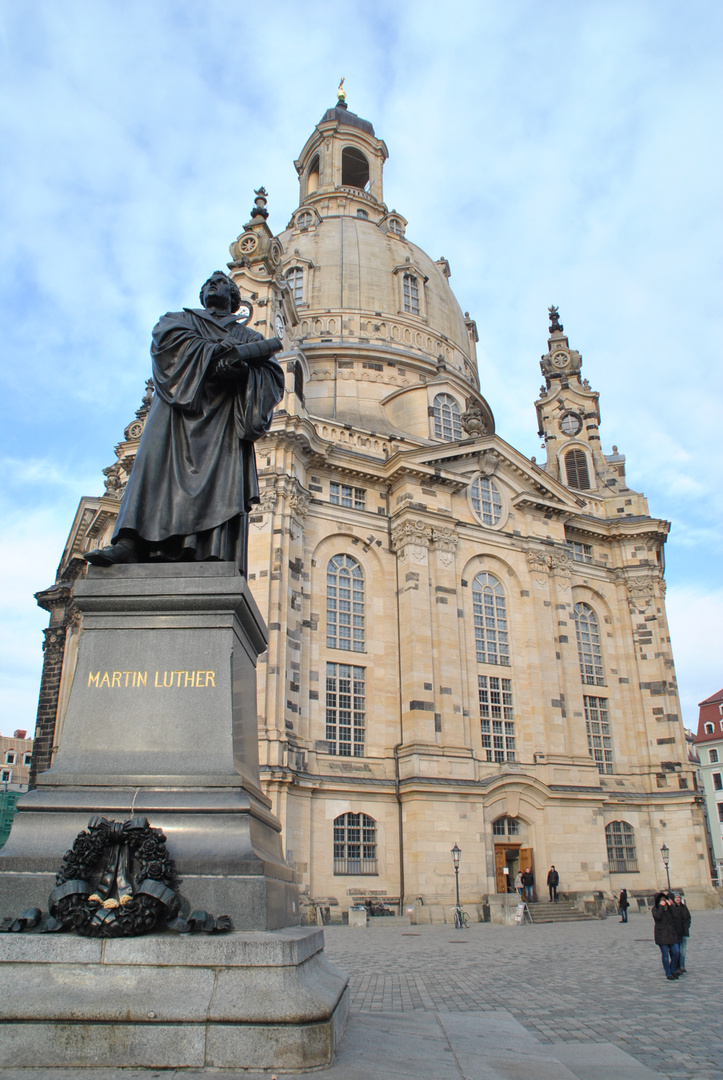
88,670,216,689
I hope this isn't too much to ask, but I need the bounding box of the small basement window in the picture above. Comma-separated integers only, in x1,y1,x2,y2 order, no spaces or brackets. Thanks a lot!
341,147,370,190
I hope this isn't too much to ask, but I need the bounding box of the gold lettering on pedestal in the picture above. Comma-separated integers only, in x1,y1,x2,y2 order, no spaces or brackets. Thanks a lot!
88,670,215,689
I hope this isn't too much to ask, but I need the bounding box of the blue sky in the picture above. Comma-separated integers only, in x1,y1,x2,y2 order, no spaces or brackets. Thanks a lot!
0,0,721,734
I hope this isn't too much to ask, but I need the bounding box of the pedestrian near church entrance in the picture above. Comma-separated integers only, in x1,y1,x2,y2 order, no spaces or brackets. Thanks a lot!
521,867,534,903
672,893,691,973
546,865,559,902
618,888,629,923
514,871,523,898
652,892,680,979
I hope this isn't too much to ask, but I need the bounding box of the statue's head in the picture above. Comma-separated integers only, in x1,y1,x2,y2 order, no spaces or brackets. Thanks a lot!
200,271,241,312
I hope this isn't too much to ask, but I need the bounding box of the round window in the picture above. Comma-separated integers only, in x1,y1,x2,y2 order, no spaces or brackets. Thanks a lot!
470,476,503,526
296,211,312,229
559,412,582,436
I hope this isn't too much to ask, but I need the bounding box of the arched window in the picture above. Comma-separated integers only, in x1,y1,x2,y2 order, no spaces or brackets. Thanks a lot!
341,147,369,190
356,208,369,219
333,812,377,874
565,448,591,490
388,217,403,237
470,476,503,526
327,555,364,651
605,821,637,873
492,816,520,836
585,696,613,773
473,573,510,666
285,266,303,305
307,155,319,194
403,273,420,315
293,360,304,404
573,603,605,685
433,393,462,441
704,722,714,734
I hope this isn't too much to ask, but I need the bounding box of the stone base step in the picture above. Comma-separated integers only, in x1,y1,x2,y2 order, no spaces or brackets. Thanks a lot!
528,901,599,924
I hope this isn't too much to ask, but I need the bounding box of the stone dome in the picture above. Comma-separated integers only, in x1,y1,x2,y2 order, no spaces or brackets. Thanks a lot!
279,213,475,367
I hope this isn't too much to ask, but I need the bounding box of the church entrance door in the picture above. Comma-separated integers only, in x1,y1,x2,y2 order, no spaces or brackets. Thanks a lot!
494,843,522,893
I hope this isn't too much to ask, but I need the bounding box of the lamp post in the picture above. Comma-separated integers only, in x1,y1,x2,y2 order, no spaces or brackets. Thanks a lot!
660,843,671,890
451,843,462,928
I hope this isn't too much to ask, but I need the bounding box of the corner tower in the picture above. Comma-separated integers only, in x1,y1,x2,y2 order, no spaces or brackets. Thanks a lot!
535,306,648,521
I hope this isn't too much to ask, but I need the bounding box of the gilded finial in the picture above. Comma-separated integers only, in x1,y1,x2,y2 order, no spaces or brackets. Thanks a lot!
337,77,346,103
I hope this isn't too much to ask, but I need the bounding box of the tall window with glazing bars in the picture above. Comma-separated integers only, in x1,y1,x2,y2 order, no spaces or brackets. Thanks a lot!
433,393,462,441
402,272,419,315
326,664,365,757
472,573,510,666
284,266,303,305
605,821,637,872
572,602,605,685
327,554,365,652
479,676,515,762
584,696,613,774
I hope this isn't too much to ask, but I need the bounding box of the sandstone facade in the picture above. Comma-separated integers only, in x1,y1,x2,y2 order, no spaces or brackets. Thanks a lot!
43,96,713,913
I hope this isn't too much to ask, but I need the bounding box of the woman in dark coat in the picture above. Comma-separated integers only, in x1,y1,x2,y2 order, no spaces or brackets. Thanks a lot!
652,891,680,979
671,893,691,973
618,888,629,923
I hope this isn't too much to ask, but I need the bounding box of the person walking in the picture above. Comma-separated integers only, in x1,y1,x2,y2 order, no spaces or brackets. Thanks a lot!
521,867,534,903
652,891,680,980
618,888,629,923
546,865,559,902
514,871,523,898
671,893,691,973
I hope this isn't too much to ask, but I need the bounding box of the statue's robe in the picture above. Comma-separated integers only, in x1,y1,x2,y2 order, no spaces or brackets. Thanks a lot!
113,307,284,569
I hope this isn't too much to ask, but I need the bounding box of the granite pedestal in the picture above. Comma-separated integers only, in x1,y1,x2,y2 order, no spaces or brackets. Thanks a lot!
0,564,348,1069
0,928,350,1070
0,563,298,929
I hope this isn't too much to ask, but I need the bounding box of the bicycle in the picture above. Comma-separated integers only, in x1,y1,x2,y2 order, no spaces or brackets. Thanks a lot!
453,907,470,929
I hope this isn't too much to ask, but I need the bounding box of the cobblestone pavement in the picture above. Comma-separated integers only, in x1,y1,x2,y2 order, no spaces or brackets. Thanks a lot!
322,909,723,1080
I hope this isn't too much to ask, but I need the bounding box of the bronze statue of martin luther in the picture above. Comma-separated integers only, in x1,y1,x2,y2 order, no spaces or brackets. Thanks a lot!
86,271,284,574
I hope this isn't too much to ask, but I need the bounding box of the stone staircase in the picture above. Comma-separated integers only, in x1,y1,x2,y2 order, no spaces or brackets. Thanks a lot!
527,899,599,924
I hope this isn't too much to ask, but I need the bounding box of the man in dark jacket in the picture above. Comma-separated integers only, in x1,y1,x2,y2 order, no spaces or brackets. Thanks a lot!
652,891,680,979
546,865,559,902
521,868,534,903
671,893,691,973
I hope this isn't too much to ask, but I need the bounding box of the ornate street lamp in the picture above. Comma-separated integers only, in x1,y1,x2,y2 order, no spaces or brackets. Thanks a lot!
451,843,463,928
660,843,671,890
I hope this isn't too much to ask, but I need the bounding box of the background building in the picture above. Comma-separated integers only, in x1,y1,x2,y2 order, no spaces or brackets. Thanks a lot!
32,95,714,913
0,730,33,849
693,689,723,885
